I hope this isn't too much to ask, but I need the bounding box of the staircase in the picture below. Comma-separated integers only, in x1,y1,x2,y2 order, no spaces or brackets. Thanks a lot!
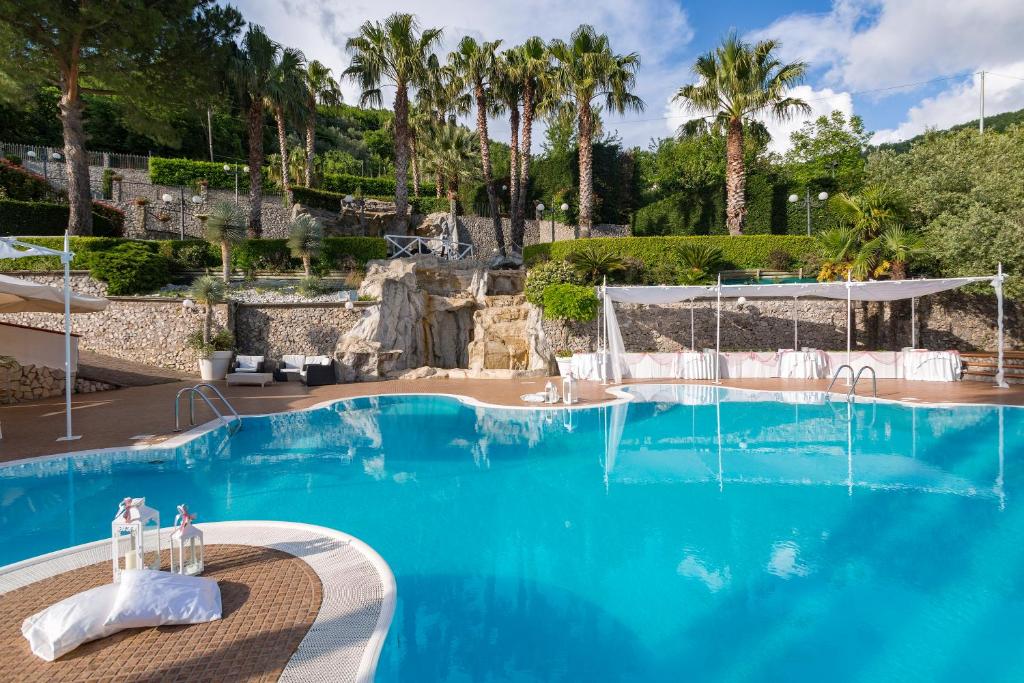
960,351,1024,384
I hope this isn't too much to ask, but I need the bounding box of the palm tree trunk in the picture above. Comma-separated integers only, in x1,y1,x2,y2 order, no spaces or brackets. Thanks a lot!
220,241,231,283
246,99,264,238
203,304,213,345
577,101,594,238
393,83,411,234
516,81,535,247
302,254,311,278
448,189,458,238
725,118,746,235
410,130,420,198
508,103,521,251
304,115,316,187
474,80,505,256
275,105,290,197
58,69,93,236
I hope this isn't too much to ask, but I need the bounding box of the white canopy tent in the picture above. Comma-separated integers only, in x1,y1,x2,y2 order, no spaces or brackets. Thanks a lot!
0,235,110,441
597,268,1008,388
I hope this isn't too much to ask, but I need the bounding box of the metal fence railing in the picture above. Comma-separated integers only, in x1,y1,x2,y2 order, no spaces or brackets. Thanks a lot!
0,141,149,170
386,234,475,261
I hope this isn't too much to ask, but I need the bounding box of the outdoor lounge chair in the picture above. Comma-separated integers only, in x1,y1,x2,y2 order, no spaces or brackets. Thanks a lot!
232,355,265,373
274,354,336,386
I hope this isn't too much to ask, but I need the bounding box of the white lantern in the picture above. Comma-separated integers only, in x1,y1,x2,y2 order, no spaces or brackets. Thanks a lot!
562,371,576,405
170,504,204,576
111,497,161,581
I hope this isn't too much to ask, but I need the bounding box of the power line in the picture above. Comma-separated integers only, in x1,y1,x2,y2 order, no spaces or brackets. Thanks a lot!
604,69,1021,127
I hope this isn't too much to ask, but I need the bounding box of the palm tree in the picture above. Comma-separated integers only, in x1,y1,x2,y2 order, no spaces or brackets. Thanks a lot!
287,214,324,277
231,25,281,238
204,202,246,283
880,225,925,280
829,186,905,242
344,13,442,234
494,49,524,249
567,245,625,284
189,276,228,346
303,60,343,187
421,123,480,230
266,47,307,198
450,36,506,256
514,37,553,247
674,33,809,235
417,57,471,197
549,26,643,238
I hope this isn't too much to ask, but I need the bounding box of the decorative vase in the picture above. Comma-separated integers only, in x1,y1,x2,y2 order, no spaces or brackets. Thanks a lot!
555,357,572,377
198,351,233,380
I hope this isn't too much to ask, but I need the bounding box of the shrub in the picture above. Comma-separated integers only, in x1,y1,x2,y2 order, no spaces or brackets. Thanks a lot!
567,244,626,284
767,248,794,271
0,199,123,237
524,259,580,306
542,283,599,322
101,168,115,199
232,239,292,273
319,173,436,197
297,276,327,297
85,242,172,295
149,156,257,191
5,154,21,166
0,159,52,200
321,237,387,266
525,236,817,272
292,185,448,215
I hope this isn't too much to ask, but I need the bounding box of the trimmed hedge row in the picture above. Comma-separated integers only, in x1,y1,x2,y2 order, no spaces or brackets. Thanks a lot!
320,172,436,198
0,199,124,237
524,236,817,271
0,159,53,201
292,186,449,215
231,237,386,272
148,156,277,191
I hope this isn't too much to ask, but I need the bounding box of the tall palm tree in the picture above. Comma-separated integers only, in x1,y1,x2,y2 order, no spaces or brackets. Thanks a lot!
514,37,553,247
421,122,480,230
417,57,470,197
204,202,246,282
494,49,524,249
303,60,343,187
266,46,307,197
450,36,506,256
287,214,324,277
344,13,442,234
231,26,281,238
549,25,644,237
674,33,809,235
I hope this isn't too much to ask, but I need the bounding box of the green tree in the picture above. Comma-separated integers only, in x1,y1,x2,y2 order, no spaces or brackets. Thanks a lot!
549,25,643,237
450,36,506,255
303,61,343,187
287,213,324,277
784,110,872,191
513,37,555,245
421,122,480,228
416,56,471,197
204,202,246,282
231,25,281,237
0,1,241,234
189,275,227,346
493,49,524,246
345,13,442,234
265,47,307,197
673,33,809,235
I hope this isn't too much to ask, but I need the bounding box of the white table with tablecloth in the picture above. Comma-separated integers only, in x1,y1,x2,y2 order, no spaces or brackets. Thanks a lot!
722,352,778,379
777,350,829,379
901,350,962,381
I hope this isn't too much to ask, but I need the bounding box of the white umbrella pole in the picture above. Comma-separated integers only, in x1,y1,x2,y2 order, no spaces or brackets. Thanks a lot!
57,232,79,442
689,299,694,350
846,271,852,387
715,274,721,384
793,297,799,350
995,263,1008,389
910,297,916,349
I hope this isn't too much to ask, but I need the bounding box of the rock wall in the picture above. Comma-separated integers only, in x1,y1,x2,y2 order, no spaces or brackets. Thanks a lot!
543,292,1024,355
423,215,629,256
0,363,116,404
234,303,363,358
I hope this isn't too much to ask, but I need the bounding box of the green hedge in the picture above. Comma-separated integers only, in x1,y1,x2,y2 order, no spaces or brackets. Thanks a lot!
320,172,435,197
232,237,386,272
525,236,817,271
292,186,448,215
0,159,52,200
0,199,124,236
147,156,281,191
542,283,599,322
86,242,172,295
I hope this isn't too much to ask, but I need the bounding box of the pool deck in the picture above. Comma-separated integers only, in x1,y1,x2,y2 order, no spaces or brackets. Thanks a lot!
1,376,1023,462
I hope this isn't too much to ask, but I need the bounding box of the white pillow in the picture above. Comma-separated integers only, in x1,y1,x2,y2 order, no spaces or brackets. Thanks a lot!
22,584,122,661
105,570,222,629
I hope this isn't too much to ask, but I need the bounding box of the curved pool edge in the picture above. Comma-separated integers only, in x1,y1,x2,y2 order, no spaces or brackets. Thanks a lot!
3,382,1019,471
0,520,397,683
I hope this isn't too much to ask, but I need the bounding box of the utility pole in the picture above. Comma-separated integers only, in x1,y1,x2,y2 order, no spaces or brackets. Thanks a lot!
979,70,986,135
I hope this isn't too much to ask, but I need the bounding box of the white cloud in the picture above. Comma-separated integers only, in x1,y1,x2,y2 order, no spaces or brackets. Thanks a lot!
873,63,1024,143
234,0,694,147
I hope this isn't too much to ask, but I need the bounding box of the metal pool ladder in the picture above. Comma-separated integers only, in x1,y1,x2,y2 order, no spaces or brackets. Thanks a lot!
825,364,878,401
174,383,242,434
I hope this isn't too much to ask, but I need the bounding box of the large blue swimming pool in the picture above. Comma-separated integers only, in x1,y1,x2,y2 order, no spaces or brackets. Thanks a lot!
3,385,1024,681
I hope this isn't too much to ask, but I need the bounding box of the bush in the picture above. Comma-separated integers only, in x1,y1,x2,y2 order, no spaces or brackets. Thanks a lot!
101,168,115,199
767,248,794,271
542,283,599,322
84,242,172,295
320,173,436,197
525,236,817,272
292,185,448,215
5,154,21,166
321,237,387,266
0,159,52,200
524,259,580,306
0,199,124,237
231,236,385,273
149,156,253,191
157,240,218,270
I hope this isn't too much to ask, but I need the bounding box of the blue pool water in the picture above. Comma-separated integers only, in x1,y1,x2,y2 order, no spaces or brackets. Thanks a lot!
3,385,1024,681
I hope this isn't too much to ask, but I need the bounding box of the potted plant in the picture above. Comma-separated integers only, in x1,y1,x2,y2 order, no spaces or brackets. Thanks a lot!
186,275,233,380
555,349,573,376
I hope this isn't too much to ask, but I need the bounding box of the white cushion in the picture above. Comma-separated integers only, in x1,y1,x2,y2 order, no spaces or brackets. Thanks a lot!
304,355,331,366
104,570,221,629
22,584,122,661
235,355,263,372
282,354,306,370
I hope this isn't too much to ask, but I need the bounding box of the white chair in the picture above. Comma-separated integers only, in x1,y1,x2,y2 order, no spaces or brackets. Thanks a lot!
233,355,264,373
277,354,306,381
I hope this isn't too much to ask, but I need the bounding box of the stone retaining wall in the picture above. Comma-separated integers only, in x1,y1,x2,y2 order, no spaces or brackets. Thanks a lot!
0,363,116,404
234,303,364,359
543,292,1024,354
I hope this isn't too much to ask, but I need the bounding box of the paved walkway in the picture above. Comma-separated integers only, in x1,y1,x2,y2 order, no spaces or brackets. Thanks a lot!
77,351,195,387
1,376,1022,461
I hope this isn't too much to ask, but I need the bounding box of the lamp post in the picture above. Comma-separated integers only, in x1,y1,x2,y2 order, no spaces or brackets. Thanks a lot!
163,191,204,239
223,164,242,204
789,189,829,237
536,202,570,243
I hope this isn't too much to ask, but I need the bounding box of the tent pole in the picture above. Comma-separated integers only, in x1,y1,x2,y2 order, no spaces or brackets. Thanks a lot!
715,274,721,385
995,263,1008,389
601,277,608,385
793,297,799,350
911,297,916,349
689,299,694,350
846,271,852,387
57,232,79,442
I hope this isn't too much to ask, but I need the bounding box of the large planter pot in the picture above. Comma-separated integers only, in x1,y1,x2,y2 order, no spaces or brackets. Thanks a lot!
555,357,573,377
198,350,233,381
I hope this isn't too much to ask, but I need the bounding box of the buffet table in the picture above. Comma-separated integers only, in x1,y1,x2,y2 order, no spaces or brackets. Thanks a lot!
902,349,962,381
777,350,829,379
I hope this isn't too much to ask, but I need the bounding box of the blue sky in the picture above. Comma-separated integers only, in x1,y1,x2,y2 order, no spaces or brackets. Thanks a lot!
235,0,1024,150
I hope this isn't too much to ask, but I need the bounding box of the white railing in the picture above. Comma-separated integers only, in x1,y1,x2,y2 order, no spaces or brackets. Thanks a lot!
385,234,474,261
